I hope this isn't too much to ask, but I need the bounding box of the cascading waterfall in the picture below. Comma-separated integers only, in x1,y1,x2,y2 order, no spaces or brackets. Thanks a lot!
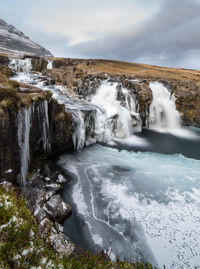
10,58,190,153
149,82,181,129
89,81,142,140
9,58,32,73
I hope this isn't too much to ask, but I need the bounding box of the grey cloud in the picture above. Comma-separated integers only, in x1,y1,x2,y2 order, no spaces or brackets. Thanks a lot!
63,0,200,69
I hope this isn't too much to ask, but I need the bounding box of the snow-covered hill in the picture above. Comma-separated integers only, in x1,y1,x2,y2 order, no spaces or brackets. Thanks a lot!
0,19,52,57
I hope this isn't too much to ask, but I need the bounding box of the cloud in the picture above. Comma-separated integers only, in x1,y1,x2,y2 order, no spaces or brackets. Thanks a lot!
63,0,200,69
27,0,157,45
0,0,200,69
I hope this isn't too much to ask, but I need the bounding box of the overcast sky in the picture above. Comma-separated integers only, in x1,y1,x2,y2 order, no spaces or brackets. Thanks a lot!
0,0,200,69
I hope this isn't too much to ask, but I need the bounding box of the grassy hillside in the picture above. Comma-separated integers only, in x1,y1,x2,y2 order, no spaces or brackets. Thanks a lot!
49,57,200,83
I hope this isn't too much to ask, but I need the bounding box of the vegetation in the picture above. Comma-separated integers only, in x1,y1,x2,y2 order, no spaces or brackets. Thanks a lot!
0,184,155,269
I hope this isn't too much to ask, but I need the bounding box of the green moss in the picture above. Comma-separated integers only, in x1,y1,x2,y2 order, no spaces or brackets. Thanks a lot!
0,87,17,101
45,90,53,100
0,65,13,77
18,94,32,108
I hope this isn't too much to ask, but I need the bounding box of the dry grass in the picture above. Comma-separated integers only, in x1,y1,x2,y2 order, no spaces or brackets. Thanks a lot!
76,59,200,82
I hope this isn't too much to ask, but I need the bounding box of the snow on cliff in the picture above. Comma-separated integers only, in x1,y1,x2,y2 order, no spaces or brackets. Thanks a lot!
0,19,52,57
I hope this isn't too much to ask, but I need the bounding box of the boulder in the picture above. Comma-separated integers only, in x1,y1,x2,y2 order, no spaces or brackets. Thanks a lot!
43,195,72,222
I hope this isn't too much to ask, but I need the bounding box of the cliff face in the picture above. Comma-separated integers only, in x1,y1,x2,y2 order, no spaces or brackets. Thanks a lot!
0,64,73,183
0,19,52,57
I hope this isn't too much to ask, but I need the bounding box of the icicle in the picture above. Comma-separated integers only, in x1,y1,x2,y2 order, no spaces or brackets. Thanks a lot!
17,106,31,186
72,111,86,151
42,100,51,152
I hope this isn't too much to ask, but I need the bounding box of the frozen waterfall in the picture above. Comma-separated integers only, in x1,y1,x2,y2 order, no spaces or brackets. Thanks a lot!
17,101,51,186
17,106,31,186
9,58,32,73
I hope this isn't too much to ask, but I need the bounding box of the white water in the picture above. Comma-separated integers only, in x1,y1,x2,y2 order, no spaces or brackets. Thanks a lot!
149,82,181,129
149,82,199,140
47,60,53,70
90,81,142,139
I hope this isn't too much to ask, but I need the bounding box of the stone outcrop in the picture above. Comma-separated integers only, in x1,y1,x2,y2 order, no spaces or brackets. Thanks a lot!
173,81,200,127
43,194,71,221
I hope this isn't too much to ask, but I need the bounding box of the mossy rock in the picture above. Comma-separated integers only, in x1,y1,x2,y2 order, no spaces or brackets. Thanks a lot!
9,80,20,89
0,65,13,77
31,58,48,72
0,87,17,101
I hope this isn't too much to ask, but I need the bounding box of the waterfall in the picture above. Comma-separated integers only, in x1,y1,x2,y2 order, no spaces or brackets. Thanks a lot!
9,58,32,73
89,81,142,139
149,82,181,129
72,109,96,151
17,106,31,186
47,60,53,70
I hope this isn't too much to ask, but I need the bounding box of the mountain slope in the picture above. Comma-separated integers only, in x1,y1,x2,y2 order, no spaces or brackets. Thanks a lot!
0,19,52,57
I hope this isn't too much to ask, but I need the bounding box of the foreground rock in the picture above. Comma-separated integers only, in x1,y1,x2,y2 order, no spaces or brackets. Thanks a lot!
43,194,72,221
22,166,75,257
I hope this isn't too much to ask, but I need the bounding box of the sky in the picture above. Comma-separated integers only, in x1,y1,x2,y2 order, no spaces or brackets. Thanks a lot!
0,0,200,69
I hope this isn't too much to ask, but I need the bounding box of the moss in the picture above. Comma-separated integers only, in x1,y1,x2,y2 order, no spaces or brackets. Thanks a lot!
45,90,53,100
9,80,20,89
18,94,32,108
31,58,48,72
0,65,13,77
0,87,17,101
